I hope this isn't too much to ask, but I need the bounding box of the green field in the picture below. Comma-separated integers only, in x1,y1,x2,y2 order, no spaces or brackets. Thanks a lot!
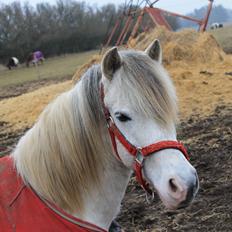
210,24,232,54
0,50,98,88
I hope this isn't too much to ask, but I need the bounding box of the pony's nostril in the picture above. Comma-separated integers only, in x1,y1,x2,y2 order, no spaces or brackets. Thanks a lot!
169,178,178,193
168,178,187,201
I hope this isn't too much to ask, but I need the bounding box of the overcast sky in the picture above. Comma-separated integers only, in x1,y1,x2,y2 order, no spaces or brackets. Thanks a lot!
1,0,232,14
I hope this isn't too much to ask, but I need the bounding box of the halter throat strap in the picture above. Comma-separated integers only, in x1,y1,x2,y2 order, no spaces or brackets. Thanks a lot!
100,83,189,194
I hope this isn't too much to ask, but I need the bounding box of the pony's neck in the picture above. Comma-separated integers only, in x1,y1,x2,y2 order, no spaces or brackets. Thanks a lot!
74,160,132,230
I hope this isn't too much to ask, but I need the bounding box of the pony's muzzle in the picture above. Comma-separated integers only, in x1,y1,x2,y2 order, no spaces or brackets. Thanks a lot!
168,172,199,209
178,173,199,209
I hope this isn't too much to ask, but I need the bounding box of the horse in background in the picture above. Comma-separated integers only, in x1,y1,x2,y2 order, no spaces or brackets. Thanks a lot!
26,51,45,67
7,57,19,70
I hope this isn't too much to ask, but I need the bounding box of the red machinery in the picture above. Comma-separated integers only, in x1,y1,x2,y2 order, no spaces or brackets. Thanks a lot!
104,0,214,47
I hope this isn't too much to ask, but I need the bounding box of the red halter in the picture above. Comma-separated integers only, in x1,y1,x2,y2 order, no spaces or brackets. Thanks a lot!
100,83,189,195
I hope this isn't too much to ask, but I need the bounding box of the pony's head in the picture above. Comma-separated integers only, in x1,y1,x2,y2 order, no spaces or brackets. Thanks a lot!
101,40,199,210
13,40,198,218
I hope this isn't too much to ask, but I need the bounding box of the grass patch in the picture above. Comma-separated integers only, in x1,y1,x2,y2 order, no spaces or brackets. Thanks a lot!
0,50,98,88
210,25,232,54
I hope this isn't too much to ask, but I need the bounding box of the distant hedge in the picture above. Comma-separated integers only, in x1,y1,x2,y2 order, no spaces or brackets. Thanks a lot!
0,1,122,63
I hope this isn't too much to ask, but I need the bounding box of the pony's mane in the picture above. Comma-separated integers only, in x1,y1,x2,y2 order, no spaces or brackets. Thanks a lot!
115,50,177,126
12,65,111,212
12,50,177,213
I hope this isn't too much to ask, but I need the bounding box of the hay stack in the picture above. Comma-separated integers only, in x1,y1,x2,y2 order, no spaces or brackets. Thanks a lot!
73,27,226,83
131,27,225,65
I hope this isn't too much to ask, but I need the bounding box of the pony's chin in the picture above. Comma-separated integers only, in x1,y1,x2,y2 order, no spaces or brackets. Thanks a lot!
160,196,191,210
154,185,193,210
158,193,184,210
162,200,179,210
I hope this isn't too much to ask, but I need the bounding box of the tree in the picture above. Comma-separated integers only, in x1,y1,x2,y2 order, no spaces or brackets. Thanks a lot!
0,1,122,63
180,5,230,28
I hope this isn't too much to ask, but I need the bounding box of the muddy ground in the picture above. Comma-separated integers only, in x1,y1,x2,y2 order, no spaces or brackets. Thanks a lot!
0,82,231,231
0,75,71,100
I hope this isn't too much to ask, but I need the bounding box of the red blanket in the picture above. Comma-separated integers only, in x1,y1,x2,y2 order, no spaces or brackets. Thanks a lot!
0,156,106,232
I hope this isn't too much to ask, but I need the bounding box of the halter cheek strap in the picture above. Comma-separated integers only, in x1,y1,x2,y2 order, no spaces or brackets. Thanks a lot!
100,83,189,195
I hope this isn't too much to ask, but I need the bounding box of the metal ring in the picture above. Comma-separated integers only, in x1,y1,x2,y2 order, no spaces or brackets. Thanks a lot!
135,149,144,165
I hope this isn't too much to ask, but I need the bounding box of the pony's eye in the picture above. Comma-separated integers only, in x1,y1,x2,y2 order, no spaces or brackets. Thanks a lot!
115,113,132,122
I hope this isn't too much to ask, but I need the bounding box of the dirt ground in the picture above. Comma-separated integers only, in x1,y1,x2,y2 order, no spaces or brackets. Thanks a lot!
0,75,70,100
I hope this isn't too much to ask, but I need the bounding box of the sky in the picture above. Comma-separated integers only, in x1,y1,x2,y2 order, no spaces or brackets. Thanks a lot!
1,0,232,14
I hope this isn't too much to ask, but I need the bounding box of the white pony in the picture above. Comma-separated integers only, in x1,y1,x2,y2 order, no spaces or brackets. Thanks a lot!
1,40,199,231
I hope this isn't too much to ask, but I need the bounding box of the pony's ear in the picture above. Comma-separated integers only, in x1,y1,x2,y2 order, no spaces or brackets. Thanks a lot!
145,39,162,63
101,47,121,80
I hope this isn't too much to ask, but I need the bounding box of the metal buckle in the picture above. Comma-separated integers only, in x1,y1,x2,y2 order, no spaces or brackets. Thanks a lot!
135,148,144,165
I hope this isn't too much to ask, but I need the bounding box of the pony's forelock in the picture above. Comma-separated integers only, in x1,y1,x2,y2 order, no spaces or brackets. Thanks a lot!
115,51,178,126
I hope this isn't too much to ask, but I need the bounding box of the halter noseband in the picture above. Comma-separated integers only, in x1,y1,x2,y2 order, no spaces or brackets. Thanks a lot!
100,83,189,195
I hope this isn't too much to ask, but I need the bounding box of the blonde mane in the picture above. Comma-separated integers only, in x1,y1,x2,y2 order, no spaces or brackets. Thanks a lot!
12,65,111,213
12,50,177,213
